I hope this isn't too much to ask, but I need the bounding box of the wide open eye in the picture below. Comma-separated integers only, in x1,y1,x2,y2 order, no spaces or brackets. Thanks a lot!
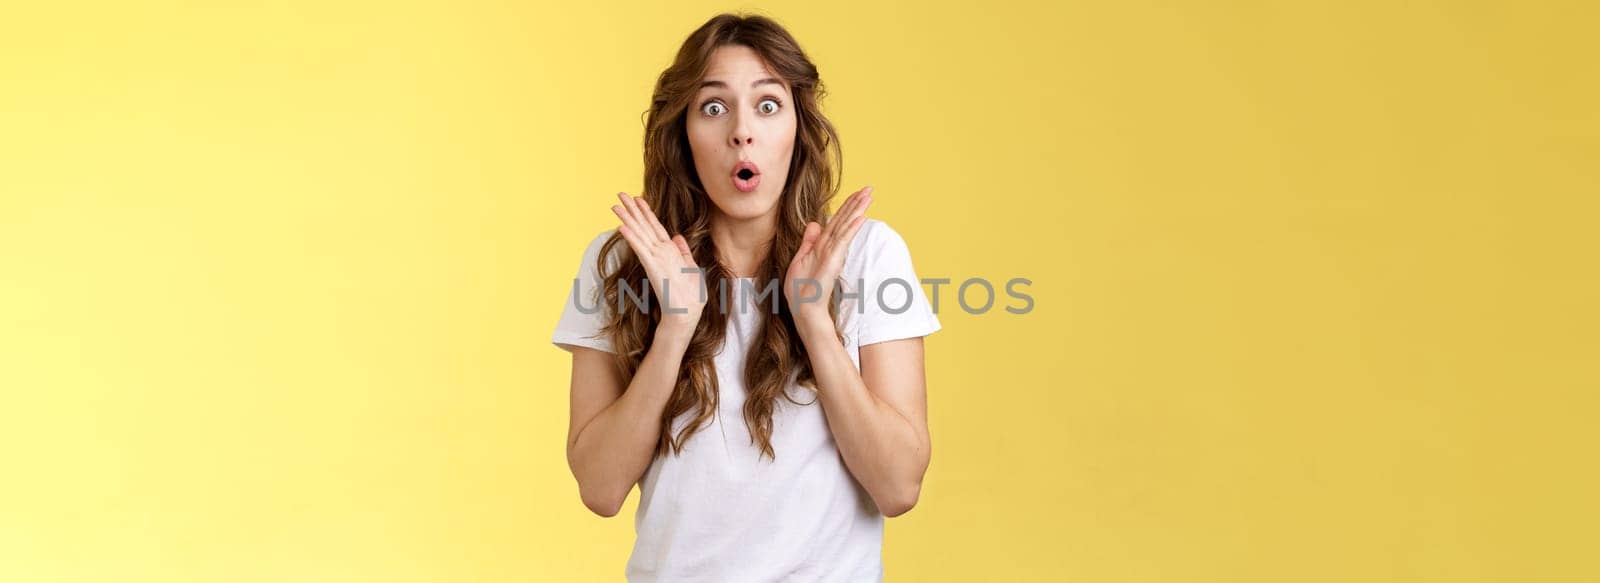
701,101,727,117
757,98,781,115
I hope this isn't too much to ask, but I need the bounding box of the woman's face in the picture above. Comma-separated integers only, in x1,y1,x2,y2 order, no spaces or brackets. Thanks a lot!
686,45,797,222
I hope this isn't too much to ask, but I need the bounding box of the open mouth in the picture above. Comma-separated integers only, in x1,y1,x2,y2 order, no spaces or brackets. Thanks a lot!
731,160,761,193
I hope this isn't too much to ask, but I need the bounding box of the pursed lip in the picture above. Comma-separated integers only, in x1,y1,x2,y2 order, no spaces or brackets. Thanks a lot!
731,159,762,193
731,159,762,179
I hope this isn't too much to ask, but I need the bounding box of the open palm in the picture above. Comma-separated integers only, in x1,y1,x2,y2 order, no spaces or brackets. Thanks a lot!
611,192,706,327
784,187,873,319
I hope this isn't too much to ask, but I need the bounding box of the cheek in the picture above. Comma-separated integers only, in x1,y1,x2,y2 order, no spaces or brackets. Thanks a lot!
686,120,720,159
772,114,798,162
781,111,798,140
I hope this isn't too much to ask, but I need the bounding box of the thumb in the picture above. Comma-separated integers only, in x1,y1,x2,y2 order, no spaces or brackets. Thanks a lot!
792,222,821,262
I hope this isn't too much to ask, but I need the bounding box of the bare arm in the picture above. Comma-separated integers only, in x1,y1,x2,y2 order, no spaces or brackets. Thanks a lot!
564,192,705,517
564,321,695,517
797,321,932,517
782,187,932,517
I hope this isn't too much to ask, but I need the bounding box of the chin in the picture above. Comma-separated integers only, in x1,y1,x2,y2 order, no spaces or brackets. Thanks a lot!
708,188,782,220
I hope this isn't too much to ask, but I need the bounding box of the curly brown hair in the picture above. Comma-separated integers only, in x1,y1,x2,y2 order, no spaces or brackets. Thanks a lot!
596,13,845,461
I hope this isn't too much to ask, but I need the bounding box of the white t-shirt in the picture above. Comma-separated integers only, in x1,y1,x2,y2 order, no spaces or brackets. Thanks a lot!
551,218,941,582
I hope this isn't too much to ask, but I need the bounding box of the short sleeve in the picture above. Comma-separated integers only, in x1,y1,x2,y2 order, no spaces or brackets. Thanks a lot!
854,219,942,346
551,230,618,354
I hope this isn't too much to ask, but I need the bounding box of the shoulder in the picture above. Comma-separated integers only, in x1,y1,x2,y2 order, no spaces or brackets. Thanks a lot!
851,217,914,254
844,218,916,277
582,228,618,252
576,228,622,274
582,227,621,257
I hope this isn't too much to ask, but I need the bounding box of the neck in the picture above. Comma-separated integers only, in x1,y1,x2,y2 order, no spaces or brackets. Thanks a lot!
709,207,778,278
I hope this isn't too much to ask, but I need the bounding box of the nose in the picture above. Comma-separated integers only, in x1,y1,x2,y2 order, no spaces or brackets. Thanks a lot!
729,112,754,148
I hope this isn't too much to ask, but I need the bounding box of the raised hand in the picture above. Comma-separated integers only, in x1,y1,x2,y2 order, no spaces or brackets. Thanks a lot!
611,192,707,329
784,186,873,322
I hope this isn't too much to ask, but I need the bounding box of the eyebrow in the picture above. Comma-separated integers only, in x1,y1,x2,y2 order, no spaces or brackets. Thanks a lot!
698,78,784,90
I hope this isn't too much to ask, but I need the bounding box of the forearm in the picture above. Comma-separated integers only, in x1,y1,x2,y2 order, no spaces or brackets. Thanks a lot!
568,322,694,513
796,314,930,516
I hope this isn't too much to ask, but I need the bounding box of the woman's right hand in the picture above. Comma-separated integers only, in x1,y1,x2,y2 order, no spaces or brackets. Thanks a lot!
611,192,707,332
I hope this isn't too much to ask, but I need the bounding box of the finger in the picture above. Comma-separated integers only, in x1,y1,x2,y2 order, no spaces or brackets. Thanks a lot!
820,189,856,236
819,188,868,255
821,188,864,240
612,205,653,266
612,200,644,239
830,188,863,224
835,213,869,255
830,189,871,247
832,187,869,227
615,223,653,270
792,222,821,263
617,193,660,243
636,196,672,242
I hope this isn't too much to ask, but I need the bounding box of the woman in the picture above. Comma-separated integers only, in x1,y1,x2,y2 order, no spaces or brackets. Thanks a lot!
551,13,941,582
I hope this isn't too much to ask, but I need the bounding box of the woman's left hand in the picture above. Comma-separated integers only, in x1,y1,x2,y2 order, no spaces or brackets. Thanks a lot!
784,186,873,323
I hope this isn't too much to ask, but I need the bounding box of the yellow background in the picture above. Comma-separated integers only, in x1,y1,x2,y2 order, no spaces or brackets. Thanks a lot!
3,1,1596,581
